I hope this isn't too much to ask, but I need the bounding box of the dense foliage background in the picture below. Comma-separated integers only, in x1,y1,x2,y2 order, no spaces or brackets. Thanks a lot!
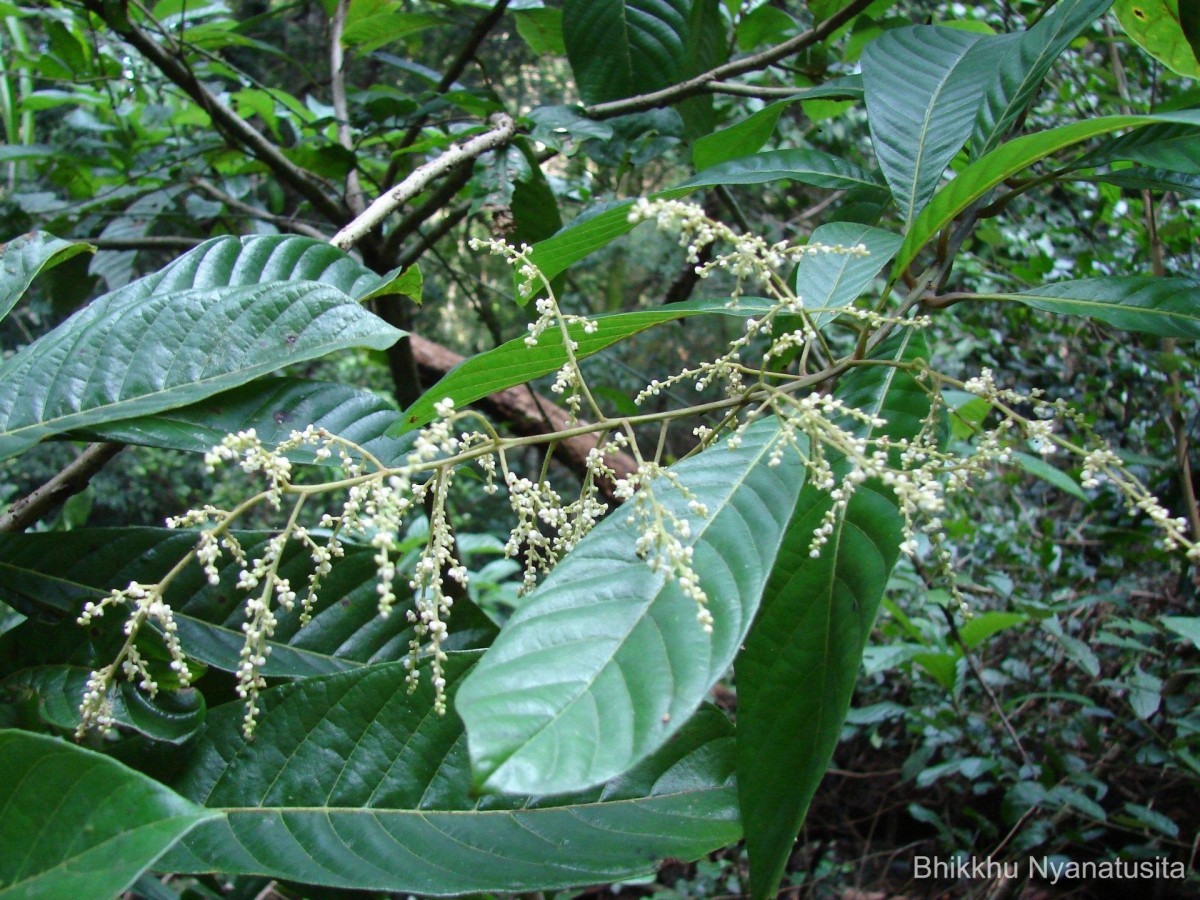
1,0,1198,898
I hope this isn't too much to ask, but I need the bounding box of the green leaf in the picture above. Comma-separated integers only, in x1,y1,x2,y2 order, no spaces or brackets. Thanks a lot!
514,8,566,55
0,729,218,899
1161,615,1200,648
1080,166,1200,199
736,330,930,900
972,0,1113,156
674,148,887,194
396,296,773,433
163,654,740,894
0,280,401,460
957,611,1029,650
0,528,497,679
1081,122,1200,173
691,79,864,171
341,5,442,55
952,277,1200,339
892,110,1200,279
457,418,807,795
1012,450,1089,501
82,377,415,468
861,26,998,222
792,222,902,332
0,665,206,743
0,231,93,323
1115,0,1200,78
127,234,410,302
563,0,691,105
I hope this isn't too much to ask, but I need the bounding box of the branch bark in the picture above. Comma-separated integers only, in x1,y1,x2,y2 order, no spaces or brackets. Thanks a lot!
192,178,328,240
331,113,516,251
583,0,873,119
0,442,124,533
330,0,366,216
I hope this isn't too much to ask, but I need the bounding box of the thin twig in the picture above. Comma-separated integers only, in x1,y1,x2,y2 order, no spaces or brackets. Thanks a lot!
0,442,124,533
583,0,873,119
332,113,516,251
191,178,327,240
88,236,204,251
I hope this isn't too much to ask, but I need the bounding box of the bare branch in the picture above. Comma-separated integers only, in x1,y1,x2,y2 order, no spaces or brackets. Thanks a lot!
332,113,516,251
584,0,873,119
192,178,328,240
0,442,123,533
89,236,204,251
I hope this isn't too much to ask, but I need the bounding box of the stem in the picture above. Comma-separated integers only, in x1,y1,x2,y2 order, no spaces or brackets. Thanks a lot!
0,442,124,533
330,0,365,216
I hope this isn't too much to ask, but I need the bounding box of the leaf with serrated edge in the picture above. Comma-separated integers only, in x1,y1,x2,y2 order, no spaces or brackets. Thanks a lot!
0,281,402,460
457,418,806,795
0,528,497,678
0,729,219,899
0,231,93,323
737,331,931,900
161,654,740,894
862,26,1000,223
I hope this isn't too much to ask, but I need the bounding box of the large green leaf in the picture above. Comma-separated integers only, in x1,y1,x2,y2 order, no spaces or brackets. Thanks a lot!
861,26,999,223
791,222,902,332
972,0,1114,156
520,149,885,297
891,110,1200,279
736,331,930,900
0,729,218,899
0,281,402,460
456,418,806,795
951,277,1200,339
0,231,93,323
115,234,409,303
0,528,497,679
563,0,691,105
162,654,740,894
83,377,415,467
1082,122,1200,173
396,296,774,433
1079,166,1200,199
1115,0,1200,78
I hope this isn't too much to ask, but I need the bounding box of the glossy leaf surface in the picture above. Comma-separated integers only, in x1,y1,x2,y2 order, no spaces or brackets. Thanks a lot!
862,26,996,222
0,729,217,899
563,0,691,104
737,331,930,900
972,0,1113,156
0,281,401,460
457,419,806,795
163,654,740,894
0,231,93,322
1115,0,1200,77
84,378,414,467
959,277,1200,339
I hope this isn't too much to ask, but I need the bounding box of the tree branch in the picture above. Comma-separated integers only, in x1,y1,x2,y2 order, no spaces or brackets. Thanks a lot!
192,178,328,240
384,0,512,185
584,0,872,119
83,0,349,227
88,236,204,251
0,442,123,533
332,113,516,251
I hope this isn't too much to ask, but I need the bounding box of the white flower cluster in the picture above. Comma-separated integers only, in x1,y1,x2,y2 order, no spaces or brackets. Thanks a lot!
75,581,190,738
